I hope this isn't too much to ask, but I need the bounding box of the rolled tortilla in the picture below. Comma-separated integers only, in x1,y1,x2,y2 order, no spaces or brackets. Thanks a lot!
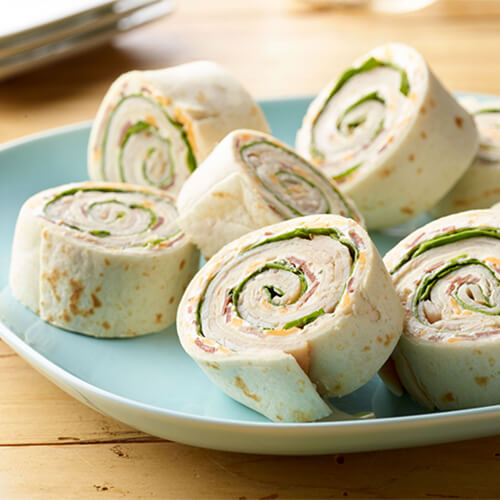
10,182,199,338
296,43,478,229
177,214,403,422
382,210,500,410
88,61,270,198
177,129,363,258
431,97,500,216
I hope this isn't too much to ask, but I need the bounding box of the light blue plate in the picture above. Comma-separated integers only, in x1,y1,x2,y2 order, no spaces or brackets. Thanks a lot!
1,95,499,455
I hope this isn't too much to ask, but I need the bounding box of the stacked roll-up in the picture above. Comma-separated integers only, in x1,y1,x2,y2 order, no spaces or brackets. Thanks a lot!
177,214,403,422
431,97,500,216
382,210,500,410
296,43,478,229
177,129,363,258
10,182,198,338
88,61,270,198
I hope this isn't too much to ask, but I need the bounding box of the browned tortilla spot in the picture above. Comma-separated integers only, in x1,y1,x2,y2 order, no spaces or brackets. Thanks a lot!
155,313,163,323
455,116,464,129
59,310,71,323
104,258,111,266
91,294,102,308
102,321,111,330
417,168,423,174
69,279,84,315
475,376,489,387
292,410,311,422
179,259,186,270
206,361,220,370
441,392,455,403
362,345,371,351
400,206,414,215
275,415,283,421
169,296,175,305
234,377,261,402
379,167,394,179
429,97,436,108
420,131,427,139
408,154,415,162
419,106,426,115
44,269,62,302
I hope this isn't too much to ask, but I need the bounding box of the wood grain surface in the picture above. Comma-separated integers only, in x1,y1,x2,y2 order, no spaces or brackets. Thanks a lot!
2,0,500,498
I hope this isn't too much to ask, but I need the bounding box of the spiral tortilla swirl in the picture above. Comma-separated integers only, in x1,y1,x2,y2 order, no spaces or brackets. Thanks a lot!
382,210,500,410
177,214,403,422
177,130,362,258
88,61,270,198
296,43,478,229
10,182,199,338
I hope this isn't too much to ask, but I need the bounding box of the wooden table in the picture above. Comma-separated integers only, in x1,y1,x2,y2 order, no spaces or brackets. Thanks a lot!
2,0,500,497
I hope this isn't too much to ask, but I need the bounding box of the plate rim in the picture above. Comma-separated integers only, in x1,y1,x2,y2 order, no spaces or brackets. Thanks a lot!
2,93,500,434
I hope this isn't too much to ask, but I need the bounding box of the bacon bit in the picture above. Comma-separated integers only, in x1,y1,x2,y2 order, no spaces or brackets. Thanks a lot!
424,261,443,273
297,281,319,307
267,204,283,218
485,257,500,274
287,256,316,282
195,337,217,353
440,226,456,234
141,86,152,94
118,121,132,144
156,233,185,249
347,276,356,293
159,175,176,191
446,274,479,295
349,230,364,250
222,290,233,323
264,231,273,236
151,216,164,230
407,232,425,248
